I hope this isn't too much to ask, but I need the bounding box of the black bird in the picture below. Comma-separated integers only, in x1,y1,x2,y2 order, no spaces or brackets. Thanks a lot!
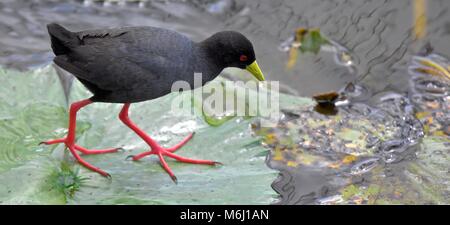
42,23,265,182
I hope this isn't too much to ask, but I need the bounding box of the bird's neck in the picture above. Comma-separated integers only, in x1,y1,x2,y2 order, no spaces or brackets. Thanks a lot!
194,38,227,82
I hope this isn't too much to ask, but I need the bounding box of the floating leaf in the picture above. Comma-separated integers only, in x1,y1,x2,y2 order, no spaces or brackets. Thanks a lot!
283,28,330,69
342,154,357,164
299,29,329,54
312,91,340,104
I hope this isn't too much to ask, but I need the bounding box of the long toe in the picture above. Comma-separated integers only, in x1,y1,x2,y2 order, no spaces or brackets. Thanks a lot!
127,151,154,161
166,132,195,152
40,138,66,145
74,144,122,155
157,153,177,180
163,150,217,165
67,145,111,178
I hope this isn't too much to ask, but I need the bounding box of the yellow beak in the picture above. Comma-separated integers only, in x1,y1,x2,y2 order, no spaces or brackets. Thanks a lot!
246,60,265,81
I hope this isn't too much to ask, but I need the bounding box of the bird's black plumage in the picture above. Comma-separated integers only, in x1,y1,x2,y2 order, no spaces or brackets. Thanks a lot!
47,23,256,103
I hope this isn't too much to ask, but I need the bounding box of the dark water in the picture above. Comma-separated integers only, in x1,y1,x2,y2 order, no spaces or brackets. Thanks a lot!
3,0,449,95
0,0,449,204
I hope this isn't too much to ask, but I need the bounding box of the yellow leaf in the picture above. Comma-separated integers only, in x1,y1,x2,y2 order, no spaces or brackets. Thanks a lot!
342,155,357,164
287,161,298,167
264,133,276,144
273,146,283,161
295,28,308,42
285,27,308,70
415,111,430,119
413,0,427,39
286,47,299,70
423,124,430,134
418,58,450,79
432,131,446,137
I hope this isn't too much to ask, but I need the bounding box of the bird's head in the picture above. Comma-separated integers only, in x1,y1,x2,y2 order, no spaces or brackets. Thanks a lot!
202,31,265,81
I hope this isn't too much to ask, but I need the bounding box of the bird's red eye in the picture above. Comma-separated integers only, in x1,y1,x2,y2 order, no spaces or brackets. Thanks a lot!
240,55,248,62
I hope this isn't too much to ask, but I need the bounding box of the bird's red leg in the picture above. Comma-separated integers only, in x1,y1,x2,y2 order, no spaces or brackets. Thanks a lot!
40,98,120,177
119,103,220,183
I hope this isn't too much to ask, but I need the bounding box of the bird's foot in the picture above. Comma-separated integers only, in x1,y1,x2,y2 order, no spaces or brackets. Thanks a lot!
40,138,122,155
40,137,122,177
126,133,221,183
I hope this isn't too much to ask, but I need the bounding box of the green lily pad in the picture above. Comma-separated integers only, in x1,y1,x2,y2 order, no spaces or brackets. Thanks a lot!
0,65,290,204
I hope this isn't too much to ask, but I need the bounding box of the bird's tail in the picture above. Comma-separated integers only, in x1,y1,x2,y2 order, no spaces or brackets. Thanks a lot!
47,23,78,55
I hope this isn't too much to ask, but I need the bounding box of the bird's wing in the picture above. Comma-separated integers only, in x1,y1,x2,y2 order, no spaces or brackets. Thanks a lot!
77,29,128,42
62,27,192,92
61,51,161,92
